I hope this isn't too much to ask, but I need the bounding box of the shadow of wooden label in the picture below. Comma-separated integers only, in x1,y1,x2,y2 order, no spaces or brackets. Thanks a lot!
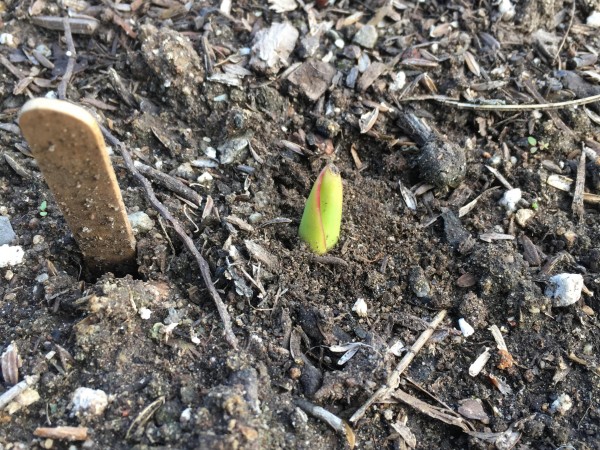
19,98,136,276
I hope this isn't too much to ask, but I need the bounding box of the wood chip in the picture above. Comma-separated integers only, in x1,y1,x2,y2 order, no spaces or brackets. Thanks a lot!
244,240,278,271
34,427,88,441
464,51,481,77
479,233,515,242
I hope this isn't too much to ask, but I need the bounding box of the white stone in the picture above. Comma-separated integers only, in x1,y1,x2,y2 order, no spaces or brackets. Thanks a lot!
458,318,475,337
388,340,405,356
139,308,152,320
70,387,108,418
587,11,600,27
545,273,583,307
515,208,535,227
197,172,213,185
0,245,24,268
128,211,155,234
499,188,521,212
550,393,573,415
498,0,515,20
352,298,368,317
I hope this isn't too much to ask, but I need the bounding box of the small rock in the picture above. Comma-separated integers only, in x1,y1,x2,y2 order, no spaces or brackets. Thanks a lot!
587,11,600,27
0,216,16,245
550,393,573,415
545,273,583,307
128,211,155,234
139,308,152,320
70,387,108,418
499,188,522,212
353,25,378,49
219,137,249,165
0,245,24,268
174,162,195,180
515,208,534,227
352,298,368,317
7,388,40,415
458,398,489,424
409,266,430,298
287,60,336,101
250,22,299,74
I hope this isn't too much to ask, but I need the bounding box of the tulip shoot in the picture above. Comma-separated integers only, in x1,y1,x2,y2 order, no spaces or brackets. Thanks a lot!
299,164,343,254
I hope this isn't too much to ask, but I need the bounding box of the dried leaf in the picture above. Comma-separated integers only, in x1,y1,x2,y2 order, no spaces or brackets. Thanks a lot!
268,0,297,13
546,174,573,191
399,181,417,210
359,107,379,134
479,233,514,242
464,51,481,77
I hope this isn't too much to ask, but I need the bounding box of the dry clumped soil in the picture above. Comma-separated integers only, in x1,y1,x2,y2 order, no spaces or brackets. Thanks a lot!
1,0,600,449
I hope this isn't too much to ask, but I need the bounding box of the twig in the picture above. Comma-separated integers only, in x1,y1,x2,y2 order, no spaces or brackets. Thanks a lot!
349,309,447,424
134,161,203,206
553,0,576,65
572,148,586,220
398,94,600,111
391,388,475,433
523,79,574,137
295,398,355,448
0,375,40,410
102,127,238,349
58,18,76,100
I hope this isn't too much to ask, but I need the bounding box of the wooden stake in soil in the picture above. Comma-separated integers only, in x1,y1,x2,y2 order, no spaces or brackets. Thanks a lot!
19,98,136,275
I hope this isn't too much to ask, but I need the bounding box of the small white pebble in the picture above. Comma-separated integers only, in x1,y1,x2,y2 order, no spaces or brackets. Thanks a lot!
545,273,583,307
128,211,155,234
388,340,405,356
70,387,108,418
352,298,368,317
5,269,14,281
204,146,217,159
0,245,24,268
334,39,345,49
32,235,44,245
587,11,600,27
550,393,573,415
139,307,152,320
498,0,515,20
197,172,213,184
180,407,192,423
0,33,15,47
458,318,475,337
35,273,49,283
499,188,522,212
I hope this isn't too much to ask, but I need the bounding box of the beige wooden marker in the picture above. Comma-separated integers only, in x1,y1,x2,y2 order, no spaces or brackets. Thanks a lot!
19,98,136,275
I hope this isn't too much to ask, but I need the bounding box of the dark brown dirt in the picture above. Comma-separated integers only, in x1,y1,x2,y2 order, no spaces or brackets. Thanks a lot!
1,1,600,449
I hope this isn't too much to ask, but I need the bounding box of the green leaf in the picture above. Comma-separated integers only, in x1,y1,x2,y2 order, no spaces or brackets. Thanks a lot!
39,211,47,217
299,164,343,254
40,200,47,211
527,136,537,146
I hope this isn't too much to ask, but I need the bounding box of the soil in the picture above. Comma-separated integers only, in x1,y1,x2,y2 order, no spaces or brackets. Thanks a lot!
1,1,600,449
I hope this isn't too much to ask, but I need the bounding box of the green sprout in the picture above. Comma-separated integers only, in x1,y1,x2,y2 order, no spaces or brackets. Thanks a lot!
299,164,343,254
527,136,548,154
531,200,539,210
39,200,48,217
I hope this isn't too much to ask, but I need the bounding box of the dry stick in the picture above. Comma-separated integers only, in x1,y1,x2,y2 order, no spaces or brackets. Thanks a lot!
349,309,447,424
134,161,203,206
398,94,600,111
102,127,239,349
553,0,576,65
0,375,40,410
523,79,575,137
58,18,76,100
572,148,586,220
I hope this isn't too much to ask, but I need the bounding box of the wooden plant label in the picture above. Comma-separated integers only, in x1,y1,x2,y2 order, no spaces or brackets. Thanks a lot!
19,98,136,275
